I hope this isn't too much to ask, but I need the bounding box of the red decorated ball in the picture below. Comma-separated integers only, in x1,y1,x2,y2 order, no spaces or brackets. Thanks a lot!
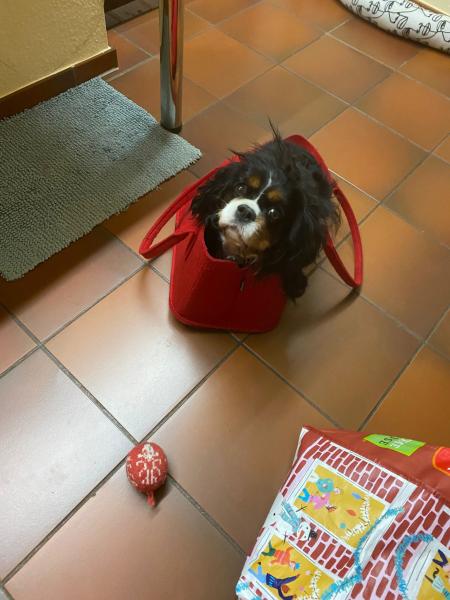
126,442,168,507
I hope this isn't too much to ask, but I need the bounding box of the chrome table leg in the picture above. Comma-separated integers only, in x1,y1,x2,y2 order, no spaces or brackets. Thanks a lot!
159,0,184,132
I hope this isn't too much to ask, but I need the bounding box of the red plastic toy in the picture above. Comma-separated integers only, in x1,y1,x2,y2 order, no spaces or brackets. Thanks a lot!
126,442,168,507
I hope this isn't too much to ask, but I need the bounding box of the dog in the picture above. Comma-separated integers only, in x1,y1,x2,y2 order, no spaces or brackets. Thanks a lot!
191,128,340,299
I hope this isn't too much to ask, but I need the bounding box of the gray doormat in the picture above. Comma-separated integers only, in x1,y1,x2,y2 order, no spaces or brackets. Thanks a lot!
0,78,201,280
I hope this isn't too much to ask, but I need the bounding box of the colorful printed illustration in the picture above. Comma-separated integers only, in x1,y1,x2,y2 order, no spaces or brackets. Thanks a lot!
418,547,450,599
249,535,334,600
280,500,302,536
275,500,314,542
293,464,386,548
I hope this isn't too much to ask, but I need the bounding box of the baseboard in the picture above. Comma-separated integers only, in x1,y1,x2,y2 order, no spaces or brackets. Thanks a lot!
0,47,118,119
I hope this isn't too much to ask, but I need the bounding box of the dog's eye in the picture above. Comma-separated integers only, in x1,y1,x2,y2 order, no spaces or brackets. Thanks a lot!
235,183,247,196
267,207,281,221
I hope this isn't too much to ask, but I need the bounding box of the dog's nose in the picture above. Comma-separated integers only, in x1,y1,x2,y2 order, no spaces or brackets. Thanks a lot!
236,204,256,223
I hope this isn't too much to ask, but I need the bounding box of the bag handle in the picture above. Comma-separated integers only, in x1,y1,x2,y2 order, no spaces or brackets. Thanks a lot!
324,183,363,288
286,134,362,288
139,158,234,259
139,139,363,288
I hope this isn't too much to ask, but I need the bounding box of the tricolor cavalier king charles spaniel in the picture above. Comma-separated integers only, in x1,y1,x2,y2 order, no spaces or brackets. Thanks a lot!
191,129,340,300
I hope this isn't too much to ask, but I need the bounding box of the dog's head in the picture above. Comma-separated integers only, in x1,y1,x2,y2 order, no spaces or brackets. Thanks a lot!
191,131,340,288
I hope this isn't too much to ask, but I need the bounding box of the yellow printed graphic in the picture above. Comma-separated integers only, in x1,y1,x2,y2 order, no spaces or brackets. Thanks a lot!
418,548,450,599
294,464,385,549
250,535,334,600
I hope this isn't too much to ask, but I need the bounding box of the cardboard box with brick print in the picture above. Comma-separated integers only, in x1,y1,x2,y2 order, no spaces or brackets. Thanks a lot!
236,427,450,600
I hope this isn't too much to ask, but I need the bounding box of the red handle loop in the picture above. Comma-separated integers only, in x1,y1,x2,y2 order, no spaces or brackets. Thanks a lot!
139,179,198,259
324,184,363,288
286,134,363,288
139,137,363,288
139,158,236,260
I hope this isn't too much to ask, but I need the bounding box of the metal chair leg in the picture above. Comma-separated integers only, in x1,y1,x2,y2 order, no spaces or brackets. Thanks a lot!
159,0,184,133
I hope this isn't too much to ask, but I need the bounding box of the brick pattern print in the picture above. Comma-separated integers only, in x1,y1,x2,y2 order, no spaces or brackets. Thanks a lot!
236,430,450,600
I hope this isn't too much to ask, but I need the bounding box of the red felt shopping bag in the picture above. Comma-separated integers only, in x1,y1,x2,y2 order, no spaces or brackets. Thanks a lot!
139,135,363,333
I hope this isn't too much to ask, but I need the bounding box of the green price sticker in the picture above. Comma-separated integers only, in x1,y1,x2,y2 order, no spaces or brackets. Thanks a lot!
364,434,425,456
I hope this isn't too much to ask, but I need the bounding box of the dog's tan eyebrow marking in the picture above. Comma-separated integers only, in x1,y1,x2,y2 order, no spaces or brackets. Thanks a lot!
267,189,283,202
247,175,261,189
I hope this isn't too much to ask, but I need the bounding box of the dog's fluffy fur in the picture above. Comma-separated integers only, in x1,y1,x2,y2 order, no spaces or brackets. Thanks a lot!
191,130,340,299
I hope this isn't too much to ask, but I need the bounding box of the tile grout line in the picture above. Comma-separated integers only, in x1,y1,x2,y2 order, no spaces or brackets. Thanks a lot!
218,45,360,141
1,7,446,593
100,225,147,265
2,453,134,584
168,476,247,557
326,28,450,101
110,0,277,88
426,338,450,363
3,8,448,585
358,304,450,431
319,133,450,339
0,303,42,347
41,345,139,445
1,113,445,376
0,262,162,379
1,259,248,567
190,0,265,29
321,265,424,343
306,137,450,425
107,15,448,174
321,191,450,280
329,170,380,203
207,16,449,153
139,342,242,442
110,4,355,131
293,65,402,152
327,17,355,34
281,61,445,157
2,448,245,587
0,585,14,600
233,0,355,36
107,6,449,150
325,30,411,70
215,9,330,67
2,343,246,584
380,207,450,252
226,10,450,106
42,263,146,344
280,62,352,107
432,147,450,167
0,302,138,446
0,344,41,382
110,26,155,57
241,343,343,428
182,15,346,104
3,277,241,447
63,18,447,360
99,215,170,275
116,5,215,53
323,133,450,250
351,104,446,154
382,62,450,101
2,111,436,379
105,54,155,82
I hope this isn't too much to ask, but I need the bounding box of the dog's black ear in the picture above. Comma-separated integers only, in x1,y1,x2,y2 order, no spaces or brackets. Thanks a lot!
191,162,243,224
286,165,339,272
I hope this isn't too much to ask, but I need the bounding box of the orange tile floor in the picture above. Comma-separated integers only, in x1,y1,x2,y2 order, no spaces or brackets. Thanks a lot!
1,1,450,598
